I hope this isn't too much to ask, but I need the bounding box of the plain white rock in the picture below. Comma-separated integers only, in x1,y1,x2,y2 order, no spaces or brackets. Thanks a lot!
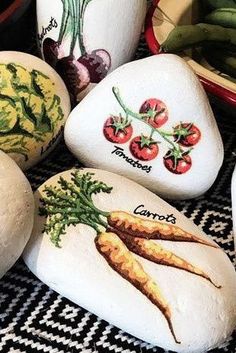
231,165,236,247
0,51,70,170
65,54,224,199
23,168,236,353
0,151,34,279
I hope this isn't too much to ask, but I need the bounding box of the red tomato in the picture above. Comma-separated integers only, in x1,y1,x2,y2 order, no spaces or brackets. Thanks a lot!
103,116,133,144
174,123,201,147
164,153,192,174
139,98,168,128
130,135,159,161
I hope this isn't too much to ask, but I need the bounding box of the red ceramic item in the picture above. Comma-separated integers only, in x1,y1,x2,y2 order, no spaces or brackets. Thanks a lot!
145,0,236,108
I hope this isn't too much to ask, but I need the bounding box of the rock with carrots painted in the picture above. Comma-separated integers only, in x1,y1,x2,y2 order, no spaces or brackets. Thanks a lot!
0,151,34,279
231,165,236,247
0,51,70,170
37,0,147,104
65,54,224,199
23,168,236,353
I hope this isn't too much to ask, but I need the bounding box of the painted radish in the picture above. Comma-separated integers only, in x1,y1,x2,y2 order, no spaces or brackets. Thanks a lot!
39,0,112,103
43,38,65,68
56,55,90,104
42,0,70,68
78,49,111,83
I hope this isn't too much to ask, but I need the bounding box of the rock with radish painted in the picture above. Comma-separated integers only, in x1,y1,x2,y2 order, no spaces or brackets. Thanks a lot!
37,0,147,104
78,49,111,83
65,54,224,199
0,51,70,170
23,168,236,353
0,151,34,279
56,55,90,105
231,165,236,247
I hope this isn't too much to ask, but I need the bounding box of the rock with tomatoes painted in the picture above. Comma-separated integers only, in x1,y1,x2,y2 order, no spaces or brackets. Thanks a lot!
37,0,147,104
64,54,224,199
0,51,71,170
0,151,34,279
23,168,236,353
231,165,236,247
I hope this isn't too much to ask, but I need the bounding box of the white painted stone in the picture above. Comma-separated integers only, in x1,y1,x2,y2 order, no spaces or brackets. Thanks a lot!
0,51,70,170
23,168,236,353
37,0,147,102
0,151,34,279
65,54,224,200
231,165,236,248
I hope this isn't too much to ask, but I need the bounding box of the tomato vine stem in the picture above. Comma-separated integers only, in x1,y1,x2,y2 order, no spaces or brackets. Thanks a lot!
112,87,178,150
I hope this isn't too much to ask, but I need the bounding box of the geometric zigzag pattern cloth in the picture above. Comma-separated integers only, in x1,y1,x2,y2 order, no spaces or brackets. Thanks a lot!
0,17,236,353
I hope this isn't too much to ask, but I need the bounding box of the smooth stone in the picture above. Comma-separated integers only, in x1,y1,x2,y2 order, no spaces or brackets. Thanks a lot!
0,51,70,170
37,0,147,103
23,168,236,353
64,54,224,200
231,165,236,247
0,151,34,279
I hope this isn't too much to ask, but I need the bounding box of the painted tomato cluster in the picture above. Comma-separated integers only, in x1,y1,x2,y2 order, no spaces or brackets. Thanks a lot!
103,87,201,175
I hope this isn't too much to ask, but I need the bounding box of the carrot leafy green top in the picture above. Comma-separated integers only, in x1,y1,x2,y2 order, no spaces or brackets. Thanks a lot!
39,171,112,247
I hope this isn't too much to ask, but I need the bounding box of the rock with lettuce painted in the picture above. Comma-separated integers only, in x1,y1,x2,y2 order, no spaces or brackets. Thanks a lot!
65,54,224,199
23,168,236,353
0,150,34,279
0,51,70,170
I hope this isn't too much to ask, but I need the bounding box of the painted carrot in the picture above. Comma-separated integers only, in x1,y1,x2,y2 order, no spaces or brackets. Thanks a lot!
95,231,181,344
108,211,218,248
40,171,222,345
113,229,221,288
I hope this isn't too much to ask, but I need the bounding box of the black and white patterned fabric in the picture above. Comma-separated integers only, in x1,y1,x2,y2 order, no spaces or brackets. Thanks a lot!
0,4,235,353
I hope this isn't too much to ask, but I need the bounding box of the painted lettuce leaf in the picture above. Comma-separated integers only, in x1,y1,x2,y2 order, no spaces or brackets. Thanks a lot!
0,63,64,161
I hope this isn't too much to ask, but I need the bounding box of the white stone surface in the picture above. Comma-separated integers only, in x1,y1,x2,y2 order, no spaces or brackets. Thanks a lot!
65,55,224,200
0,151,34,279
24,168,236,353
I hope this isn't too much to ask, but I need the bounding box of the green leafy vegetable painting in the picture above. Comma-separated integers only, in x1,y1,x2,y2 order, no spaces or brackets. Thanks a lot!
39,170,221,344
0,63,64,161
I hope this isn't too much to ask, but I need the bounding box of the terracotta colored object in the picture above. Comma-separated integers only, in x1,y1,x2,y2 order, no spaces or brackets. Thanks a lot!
145,0,236,107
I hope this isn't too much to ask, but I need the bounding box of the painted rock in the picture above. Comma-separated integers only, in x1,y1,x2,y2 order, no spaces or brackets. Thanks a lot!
0,151,34,279
0,51,70,170
23,168,236,353
65,54,224,200
231,165,236,247
37,0,147,104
